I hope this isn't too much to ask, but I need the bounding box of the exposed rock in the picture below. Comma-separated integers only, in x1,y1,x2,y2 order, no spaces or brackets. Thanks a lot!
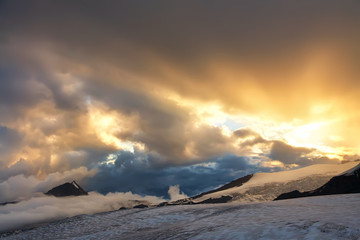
156,202,169,207
273,190,303,200
197,195,233,204
46,180,88,197
192,174,253,199
133,204,148,209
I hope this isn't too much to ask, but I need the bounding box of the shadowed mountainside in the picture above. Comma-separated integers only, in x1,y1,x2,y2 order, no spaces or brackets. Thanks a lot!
275,163,360,200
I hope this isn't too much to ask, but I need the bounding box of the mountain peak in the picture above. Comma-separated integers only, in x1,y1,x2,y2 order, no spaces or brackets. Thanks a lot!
71,180,80,189
46,181,88,197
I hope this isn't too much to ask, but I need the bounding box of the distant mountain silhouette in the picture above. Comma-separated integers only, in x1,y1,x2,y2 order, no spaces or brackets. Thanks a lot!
46,180,88,197
275,163,360,200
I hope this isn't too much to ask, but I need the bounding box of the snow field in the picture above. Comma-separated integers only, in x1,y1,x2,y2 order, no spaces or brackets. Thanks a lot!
3,193,360,240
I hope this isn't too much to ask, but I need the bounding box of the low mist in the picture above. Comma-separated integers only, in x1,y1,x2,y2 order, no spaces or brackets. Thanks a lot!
0,191,164,232
168,185,188,201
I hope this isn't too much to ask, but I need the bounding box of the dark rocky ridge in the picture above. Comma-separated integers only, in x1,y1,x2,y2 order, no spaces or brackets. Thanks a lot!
192,174,253,199
46,181,88,197
156,195,233,207
133,204,148,209
197,195,233,204
274,163,360,200
155,175,253,207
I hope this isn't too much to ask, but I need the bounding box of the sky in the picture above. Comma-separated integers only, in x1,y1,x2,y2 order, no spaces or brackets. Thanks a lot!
0,0,360,201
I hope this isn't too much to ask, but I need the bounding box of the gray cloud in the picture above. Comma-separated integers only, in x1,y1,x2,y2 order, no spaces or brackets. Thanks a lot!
0,125,22,159
233,128,267,147
1,0,358,118
0,159,31,182
86,150,261,198
268,141,315,166
0,0,358,208
215,155,252,171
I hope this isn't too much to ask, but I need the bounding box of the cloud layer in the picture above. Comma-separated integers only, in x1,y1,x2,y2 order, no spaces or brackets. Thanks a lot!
0,192,164,232
0,0,359,206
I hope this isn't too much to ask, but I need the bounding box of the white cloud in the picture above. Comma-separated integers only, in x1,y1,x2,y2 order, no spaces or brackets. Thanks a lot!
0,191,164,232
168,185,188,202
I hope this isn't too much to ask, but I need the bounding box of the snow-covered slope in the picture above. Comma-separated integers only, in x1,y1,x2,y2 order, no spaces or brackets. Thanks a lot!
3,194,360,239
275,162,360,200
192,162,358,203
340,162,360,176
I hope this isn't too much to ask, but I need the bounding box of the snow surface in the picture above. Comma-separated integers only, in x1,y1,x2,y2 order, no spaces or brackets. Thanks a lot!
2,194,360,239
194,162,358,202
340,163,360,176
0,192,164,233
72,181,80,189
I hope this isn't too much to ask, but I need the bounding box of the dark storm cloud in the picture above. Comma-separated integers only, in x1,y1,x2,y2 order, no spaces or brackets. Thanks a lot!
0,67,43,108
86,151,259,198
0,0,359,123
215,154,252,171
0,48,84,112
1,0,359,117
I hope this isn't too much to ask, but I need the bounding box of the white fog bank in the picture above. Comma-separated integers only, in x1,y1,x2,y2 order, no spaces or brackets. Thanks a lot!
0,191,164,232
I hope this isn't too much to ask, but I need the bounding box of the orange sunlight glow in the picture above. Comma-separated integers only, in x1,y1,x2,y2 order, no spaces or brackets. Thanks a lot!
162,90,357,162
87,102,139,152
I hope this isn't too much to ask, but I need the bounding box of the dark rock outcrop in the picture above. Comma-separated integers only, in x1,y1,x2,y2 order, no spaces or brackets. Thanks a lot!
192,174,253,199
157,200,195,207
197,195,233,204
0,201,17,206
157,196,232,207
46,180,88,197
156,202,169,207
273,190,303,200
274,163,360,200
133,204,148,209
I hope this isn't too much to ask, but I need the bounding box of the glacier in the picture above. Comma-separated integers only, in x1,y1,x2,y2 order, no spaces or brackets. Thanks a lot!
2,193,360,239
188,162,358,203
